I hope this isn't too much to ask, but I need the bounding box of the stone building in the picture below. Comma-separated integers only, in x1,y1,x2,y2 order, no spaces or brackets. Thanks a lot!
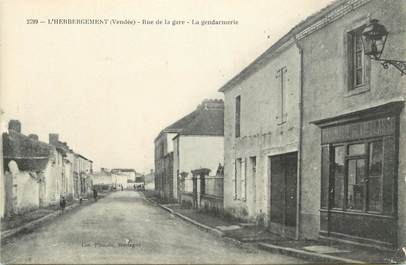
173,99,224,201
296,0,405,249
219,0,405,250
74,153,93,197
219,31,301,237
2,120,52,214
154,107,199,201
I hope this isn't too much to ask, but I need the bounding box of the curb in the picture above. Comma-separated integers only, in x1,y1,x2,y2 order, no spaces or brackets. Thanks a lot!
144,197,365,263
154,203,225,238
144,198,226,238
257,242,365,264
1,198,97,242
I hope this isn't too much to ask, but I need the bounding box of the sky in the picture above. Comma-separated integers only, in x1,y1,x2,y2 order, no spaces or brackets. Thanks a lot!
0,0,334,173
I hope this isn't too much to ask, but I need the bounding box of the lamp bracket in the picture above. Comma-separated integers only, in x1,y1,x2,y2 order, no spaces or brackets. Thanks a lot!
374,58,406,76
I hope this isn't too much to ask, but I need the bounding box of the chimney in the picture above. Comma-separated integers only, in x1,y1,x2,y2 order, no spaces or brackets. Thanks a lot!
8,120,21,133
28,134,39,141
199,99,224,110
49,133,59,145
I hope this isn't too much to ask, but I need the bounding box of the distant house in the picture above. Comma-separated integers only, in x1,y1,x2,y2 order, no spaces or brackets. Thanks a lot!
91,169,113,191
154,111,198,201
48,133,75,201
173,99,224,201
74,153,93,198
111,168,137,189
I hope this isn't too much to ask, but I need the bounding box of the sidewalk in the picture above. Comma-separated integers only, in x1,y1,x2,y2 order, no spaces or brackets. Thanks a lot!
1,193,109,242
145,193,404,264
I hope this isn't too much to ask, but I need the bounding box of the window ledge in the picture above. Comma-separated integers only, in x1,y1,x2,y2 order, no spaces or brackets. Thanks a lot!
319,208,395,219
345,85,370,97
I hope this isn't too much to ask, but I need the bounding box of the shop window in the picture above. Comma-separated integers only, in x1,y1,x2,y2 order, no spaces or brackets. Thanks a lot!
321,139,387,213
333,146,345,208
347,159,365,210
368,141,383,212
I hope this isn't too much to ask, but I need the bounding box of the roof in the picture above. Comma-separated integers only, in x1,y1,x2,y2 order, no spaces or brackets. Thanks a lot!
3,131,51,159
154,111,200,142
2,131,52,171
157,99,224,140
218,0,356,93
76,153,93,162
176,104,224,136
92,171,112,177
111,168,136,173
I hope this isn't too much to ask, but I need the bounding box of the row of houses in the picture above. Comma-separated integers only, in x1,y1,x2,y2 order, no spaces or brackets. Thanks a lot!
155,0,405,250
91,168,144,191
1,120,93,217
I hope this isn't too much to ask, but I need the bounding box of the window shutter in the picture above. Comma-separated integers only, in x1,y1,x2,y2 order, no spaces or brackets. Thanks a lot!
282,68,288,121
232,160,236,200
241,159,246,201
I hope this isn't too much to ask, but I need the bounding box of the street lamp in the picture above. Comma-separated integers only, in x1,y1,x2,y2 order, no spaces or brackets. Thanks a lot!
361,19,406,75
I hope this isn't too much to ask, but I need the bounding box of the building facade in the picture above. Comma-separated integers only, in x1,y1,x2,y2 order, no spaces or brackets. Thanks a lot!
296,0,405,249
220,34,301,237
154,111,196,201
219,0,405,250
172,99,224,201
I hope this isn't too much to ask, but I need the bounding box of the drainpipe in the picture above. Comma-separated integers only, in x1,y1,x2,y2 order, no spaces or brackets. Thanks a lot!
295,36,304,241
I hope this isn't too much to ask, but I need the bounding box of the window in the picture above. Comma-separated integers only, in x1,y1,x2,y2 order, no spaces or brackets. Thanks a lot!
348,28,369,91
322,139,385,213
368,141,383,212
235,96,241,138
277,67,288,123
332,146,345,208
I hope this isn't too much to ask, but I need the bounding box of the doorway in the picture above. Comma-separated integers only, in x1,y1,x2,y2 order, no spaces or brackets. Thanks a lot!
269,152,298,238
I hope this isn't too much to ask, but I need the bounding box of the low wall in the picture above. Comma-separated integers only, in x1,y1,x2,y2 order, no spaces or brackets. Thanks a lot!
201,194,223,214
180,192,194,208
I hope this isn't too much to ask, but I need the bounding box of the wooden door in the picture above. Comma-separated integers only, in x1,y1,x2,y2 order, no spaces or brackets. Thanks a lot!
270,152,297,238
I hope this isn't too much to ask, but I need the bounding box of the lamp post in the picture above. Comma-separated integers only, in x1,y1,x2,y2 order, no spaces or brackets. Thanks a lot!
361,19,406,76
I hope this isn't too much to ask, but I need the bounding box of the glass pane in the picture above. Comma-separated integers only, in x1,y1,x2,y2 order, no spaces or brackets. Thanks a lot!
333,146,345,208
348,143,365,155
369,141,383,176
356,52,362,68
355,69,363,85
347,159,365,210
368,176,381,212
355,33,362,50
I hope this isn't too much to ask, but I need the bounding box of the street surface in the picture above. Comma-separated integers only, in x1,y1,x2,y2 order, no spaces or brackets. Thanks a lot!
1,191,305,264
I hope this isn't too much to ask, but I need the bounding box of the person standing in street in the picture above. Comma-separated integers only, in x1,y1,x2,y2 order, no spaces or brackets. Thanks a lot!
60,195,66,210
93,188,98,202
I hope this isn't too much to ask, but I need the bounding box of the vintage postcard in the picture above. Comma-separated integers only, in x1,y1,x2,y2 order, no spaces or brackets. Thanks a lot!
1,0,405,264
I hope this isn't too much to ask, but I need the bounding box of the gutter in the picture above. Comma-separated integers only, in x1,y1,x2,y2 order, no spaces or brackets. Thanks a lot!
295,36,304,241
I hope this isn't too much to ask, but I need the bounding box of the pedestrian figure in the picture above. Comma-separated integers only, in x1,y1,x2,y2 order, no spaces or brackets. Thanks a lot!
93,188,98,202
60,195,66,210
121,185,123,191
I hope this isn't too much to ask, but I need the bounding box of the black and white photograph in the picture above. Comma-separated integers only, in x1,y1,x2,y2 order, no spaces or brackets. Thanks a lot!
0,0,405,264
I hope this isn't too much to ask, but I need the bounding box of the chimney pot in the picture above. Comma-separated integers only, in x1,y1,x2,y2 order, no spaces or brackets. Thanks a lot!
28,134,39,141
49,133,59,145
8,120,21,133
